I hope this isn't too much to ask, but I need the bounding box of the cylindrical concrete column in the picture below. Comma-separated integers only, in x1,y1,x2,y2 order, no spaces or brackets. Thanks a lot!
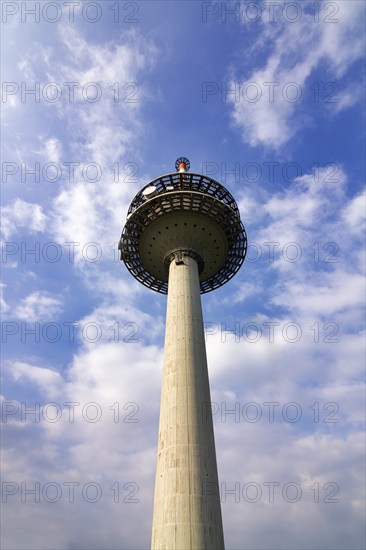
151,251,225,550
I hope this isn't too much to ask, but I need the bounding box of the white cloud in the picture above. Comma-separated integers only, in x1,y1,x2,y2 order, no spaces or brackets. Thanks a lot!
2,328,364,550
256,166,345,242
74,301,165,349
13,291,63,322
1,199,48,239
230,0,364,149
218,429,364,550
46,25,156,165
219,169,365,345
44,137,62,163
0,283,10,314
341,190,366,234
44,26,156,262
17,56,35,79
271,270,365,318
333,82,365,113
1,339,163,550
11,361,63,398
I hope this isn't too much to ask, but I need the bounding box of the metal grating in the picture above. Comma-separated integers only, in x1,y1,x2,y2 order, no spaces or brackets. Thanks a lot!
127,173,240,217
119,172,247,294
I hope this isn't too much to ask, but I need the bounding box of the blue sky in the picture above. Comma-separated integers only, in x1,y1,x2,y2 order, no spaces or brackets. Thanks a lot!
1,1,365,549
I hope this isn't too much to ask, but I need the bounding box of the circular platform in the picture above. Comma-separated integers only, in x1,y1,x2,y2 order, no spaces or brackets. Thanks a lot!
119,172,247,294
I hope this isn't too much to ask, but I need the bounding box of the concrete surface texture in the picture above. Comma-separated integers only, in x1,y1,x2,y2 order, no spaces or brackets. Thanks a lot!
151,251,225,550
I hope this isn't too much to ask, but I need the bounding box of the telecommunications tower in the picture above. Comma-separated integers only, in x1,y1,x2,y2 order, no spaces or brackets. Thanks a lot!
119,158,247,550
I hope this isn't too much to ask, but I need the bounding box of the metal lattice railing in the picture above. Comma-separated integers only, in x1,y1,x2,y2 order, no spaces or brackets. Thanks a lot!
127,172,240,216
120,172,247,294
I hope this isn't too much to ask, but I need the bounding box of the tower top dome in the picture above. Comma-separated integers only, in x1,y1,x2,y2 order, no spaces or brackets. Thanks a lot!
119,161,247,294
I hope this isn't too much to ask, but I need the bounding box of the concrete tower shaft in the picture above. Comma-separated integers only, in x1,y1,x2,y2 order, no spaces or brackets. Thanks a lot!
151,251,224,550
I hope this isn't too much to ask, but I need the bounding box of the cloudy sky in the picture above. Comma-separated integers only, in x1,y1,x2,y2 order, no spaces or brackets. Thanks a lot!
1,1,365,549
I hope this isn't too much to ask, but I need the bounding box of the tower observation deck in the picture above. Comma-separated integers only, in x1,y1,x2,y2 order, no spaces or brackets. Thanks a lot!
119,158,247,550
